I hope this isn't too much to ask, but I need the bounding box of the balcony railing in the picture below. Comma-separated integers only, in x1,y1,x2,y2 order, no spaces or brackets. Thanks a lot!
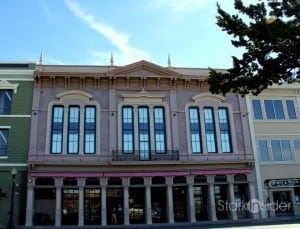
112,150,179,161
28,152,253,164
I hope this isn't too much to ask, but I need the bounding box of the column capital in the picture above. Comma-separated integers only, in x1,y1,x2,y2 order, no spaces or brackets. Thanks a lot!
144,177,151,186
100,177,108,187
55,177,63,187
207,175,215,184
186,175,194,185
78,178,85,187
166,177,173,185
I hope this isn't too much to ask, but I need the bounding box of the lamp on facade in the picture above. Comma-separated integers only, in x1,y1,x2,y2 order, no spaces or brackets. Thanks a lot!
7,168,17,229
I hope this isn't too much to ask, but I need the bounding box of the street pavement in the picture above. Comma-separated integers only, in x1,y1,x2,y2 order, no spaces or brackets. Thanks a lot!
4,217,300,229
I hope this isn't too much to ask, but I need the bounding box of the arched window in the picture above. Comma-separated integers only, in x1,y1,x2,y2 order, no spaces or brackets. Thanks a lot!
35,177,55,186
173,176,187,184
130,177,144,185
152,176,166,185
234,174,247,182
108,177,122,186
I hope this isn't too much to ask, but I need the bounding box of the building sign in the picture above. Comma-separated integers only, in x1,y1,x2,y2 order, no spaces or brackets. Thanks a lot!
268,179,300,188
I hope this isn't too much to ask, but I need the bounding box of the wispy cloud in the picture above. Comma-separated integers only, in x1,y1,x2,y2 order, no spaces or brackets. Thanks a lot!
151,0,211,12
64,0,150,65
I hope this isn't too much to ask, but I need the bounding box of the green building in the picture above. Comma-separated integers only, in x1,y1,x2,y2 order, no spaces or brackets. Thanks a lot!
0,62,35,226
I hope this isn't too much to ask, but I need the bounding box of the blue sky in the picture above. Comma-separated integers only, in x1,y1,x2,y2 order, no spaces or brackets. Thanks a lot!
0,0,257,68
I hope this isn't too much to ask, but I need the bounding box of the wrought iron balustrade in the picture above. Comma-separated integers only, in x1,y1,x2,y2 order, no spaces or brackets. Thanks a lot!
112,150,179,161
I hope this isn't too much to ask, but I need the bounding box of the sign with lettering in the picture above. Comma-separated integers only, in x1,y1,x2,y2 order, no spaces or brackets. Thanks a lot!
268,179,300,188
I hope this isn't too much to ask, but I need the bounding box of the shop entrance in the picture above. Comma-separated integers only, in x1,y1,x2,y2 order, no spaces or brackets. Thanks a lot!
34,178,55,225
214,185,229,220
129,187,145,224
84,188,101,225
107,187,123,225
234,183,249,219
173,186,188,222
273,191,293,216
61,188,79,225
194,186,208,220
151,187,167,223
34,188,55,225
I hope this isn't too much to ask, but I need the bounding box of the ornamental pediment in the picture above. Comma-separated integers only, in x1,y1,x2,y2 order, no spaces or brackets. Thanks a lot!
106,60,181,78
0,80,19,93
192,93,225,103
122,89,165,103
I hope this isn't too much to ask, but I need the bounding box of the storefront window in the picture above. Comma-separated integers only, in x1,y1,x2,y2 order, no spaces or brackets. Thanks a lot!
294,187,300,202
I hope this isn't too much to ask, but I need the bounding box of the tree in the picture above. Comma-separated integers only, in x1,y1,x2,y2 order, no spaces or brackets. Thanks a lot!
208,0,300,96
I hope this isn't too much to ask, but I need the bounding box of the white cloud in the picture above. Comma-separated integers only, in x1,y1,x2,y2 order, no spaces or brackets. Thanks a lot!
171,0,211,11
64,0,150,65
152,0,212,12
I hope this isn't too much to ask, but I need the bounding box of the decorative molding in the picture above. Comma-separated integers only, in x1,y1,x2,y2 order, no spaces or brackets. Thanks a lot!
192,93,225,103
121,89,165,103
0,80,19,93
56,90,93,101
0,126,11,129
0,163,28,166
0,115,31,118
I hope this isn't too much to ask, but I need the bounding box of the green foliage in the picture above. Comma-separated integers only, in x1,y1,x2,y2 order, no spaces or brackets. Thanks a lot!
208,0,300,96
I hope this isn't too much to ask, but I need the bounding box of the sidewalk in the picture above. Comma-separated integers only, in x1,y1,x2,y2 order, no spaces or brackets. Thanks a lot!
4,216,300,229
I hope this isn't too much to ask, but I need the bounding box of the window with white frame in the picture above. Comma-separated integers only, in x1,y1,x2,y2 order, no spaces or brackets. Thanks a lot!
258,140,269,162
154,107,167,153
218,108,232,153
50,106,64,154
50,105,97,154
252,100,263,120
122,106,134,153
189,107,202,153
258,139,300,162
0,129,9,156
294,140,300,161
204,107,217,153
271,140,292,161
252,99,297,120
265,100,285,119
84,106,96,154
121,105,167,157
0,90,13,114
68,106,80,154
188,106,232,154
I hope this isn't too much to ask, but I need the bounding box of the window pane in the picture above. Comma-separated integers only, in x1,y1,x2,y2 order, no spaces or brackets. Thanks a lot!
204,108,217,153
0,90,13,114
85,106,96,154
274,100,285,119
258,140,269,161
68,106,80,154
286,100,297,119
189,108,202,153
122,107,134,153
51,106,64,154
0,129,9,156
252,100,263,119
218,108,232,153
294,140,300,161
139,107,150,160
281,140,292,161
154,107,166,153
271,140,282,161
265,100,275,119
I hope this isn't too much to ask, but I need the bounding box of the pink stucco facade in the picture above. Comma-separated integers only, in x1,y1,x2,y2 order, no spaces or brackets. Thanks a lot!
25,61,258,226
